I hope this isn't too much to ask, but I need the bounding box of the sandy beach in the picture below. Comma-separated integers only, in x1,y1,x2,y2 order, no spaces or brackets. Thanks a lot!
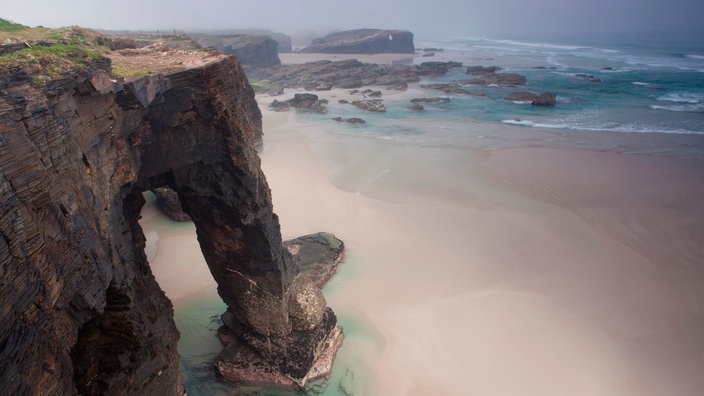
140,79,704,394
253,86,704,395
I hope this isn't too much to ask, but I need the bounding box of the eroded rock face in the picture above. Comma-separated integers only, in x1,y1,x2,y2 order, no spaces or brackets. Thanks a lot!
0,51,337,393
191,34,281,67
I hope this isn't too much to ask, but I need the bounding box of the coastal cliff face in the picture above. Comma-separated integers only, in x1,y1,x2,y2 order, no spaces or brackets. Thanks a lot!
190,34,282,67
0,47,334,393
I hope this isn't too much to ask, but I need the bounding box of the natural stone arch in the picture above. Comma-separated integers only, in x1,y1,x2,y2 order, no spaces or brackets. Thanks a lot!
0,54,338,394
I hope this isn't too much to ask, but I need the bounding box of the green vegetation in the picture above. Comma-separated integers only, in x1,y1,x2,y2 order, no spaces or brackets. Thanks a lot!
249,79,271,92
0,23,112,84
111,63,156,77
0,43,105,84
0,18,28,32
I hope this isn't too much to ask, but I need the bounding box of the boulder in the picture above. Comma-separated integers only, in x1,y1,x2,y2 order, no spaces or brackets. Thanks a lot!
505,91,556,106
152,187,191,221
287,93,328,113
269,99,290,111
351,99,386,112
300,29,415,54
332,117,366,125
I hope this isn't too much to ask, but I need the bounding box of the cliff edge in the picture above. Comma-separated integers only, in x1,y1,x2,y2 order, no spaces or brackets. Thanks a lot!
1,28,340,394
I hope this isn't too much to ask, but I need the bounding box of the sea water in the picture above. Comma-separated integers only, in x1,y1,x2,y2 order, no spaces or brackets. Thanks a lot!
320,30,704,137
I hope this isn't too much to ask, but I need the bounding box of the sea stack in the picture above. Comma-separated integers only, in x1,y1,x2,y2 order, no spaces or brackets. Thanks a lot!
300,28,415,54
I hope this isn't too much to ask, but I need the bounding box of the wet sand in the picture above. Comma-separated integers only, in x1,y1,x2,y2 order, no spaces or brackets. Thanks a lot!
257,101,704,395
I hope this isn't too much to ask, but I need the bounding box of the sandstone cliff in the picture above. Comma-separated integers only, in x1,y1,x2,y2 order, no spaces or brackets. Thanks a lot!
1,34,338,394
300,28,415,54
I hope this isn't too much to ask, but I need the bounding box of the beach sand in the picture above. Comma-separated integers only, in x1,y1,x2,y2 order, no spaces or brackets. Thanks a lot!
256,93,704,395
141,84,704,394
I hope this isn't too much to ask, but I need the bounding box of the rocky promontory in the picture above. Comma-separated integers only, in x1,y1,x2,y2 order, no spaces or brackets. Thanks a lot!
0,26,342,394
190,34,281,66
300,28,415,54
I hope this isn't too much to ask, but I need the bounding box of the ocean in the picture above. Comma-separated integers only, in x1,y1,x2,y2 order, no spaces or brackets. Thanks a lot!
144,30,704,396
414,31,704,135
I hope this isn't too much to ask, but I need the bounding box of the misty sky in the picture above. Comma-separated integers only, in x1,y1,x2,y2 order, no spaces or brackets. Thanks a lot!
2,0,703,39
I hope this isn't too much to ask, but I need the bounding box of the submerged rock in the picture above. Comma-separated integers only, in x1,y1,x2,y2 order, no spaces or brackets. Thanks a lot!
410,97,451,103
463,73,527,86
332,117,366,125
505,91,557,106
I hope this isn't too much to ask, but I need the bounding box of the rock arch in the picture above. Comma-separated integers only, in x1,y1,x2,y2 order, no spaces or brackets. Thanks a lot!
0,56,337,394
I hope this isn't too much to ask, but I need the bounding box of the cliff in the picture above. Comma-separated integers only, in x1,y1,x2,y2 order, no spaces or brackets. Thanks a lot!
300,28,415,54
1,32,339,394
190,34,281,67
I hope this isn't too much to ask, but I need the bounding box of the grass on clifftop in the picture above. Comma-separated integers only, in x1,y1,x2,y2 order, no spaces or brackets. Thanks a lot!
0,22,109,83
0,18,28,32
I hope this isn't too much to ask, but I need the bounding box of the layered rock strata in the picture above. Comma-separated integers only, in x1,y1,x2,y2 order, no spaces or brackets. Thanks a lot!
191,34,281,67
0,44,339,394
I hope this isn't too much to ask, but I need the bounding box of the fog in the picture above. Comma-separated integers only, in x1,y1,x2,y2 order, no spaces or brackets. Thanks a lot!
2,0,703,39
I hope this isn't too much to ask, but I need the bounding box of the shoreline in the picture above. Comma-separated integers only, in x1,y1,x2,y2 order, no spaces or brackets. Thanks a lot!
256,93,704,395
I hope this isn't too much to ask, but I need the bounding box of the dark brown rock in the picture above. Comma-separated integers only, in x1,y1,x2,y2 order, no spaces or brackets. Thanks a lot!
284,232,346,288
286,93,327,113
152,187,191,221
332,117,366,125
504,91,556,106
408,104,425,111
0,46,341,394
351,99,386,112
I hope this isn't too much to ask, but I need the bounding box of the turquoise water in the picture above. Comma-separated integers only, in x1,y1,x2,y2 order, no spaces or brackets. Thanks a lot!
314,31,704,136
171,252,382,396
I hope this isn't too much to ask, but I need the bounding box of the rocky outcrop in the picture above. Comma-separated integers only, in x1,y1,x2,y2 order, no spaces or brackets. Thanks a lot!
462,73,527,86
191,34,281,67
0,44,340,394
351,99,386,112
332,117,366,125
421,83,486,96
270,93,328,113
300,29,415,54
191,30,292,53
152,187,191,221
466,65,502,75
414,61,463,76
247,59,461,92
505,91,557,106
